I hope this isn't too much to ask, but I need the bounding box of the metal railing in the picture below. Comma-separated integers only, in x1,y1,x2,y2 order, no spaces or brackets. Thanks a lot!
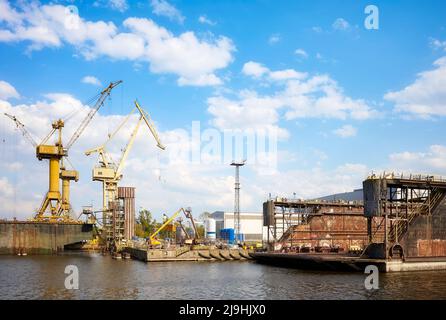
367,172,446,183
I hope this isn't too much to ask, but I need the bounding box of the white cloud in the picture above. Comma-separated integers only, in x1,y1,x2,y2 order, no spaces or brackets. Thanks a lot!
207,91,289,139
333,124,357,138
0,2,235,87
389,145,446,173
270,69,307,81
282,75,376,120
109,0,128,12
312,26,323,33
384,57,446,118
295,48,308,59
198,15,216,26
430,38,446,51
242,61,269,78
94,0,129,12
242,61,307,81
253,163,369,200
124,17,234,86
208,61,376,143
0,0,21,25
81,76,102,86
0,177,14,197
332,18,350,31
150,0,185,24
0,80,19,100
268,33,281,45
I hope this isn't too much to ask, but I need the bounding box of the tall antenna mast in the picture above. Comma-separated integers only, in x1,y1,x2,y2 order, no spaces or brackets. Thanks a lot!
231,160,246,245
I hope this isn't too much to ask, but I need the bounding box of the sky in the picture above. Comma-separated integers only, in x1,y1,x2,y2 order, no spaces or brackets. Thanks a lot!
0,0,446,221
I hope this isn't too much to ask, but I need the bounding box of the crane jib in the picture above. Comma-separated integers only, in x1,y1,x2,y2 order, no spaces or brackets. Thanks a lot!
65,80,122,151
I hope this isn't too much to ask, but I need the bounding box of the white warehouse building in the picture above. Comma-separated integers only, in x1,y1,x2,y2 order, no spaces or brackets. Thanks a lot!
209,211,267,242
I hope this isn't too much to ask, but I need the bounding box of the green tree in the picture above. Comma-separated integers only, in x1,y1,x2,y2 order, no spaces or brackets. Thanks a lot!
135,209,158,238
198,211,211,222
196,224,205,239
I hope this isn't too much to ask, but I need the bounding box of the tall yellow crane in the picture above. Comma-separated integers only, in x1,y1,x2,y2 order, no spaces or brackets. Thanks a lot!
85,100,165,242
4,81,122,222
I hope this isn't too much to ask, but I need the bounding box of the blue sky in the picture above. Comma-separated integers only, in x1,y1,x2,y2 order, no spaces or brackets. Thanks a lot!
0,0,446,219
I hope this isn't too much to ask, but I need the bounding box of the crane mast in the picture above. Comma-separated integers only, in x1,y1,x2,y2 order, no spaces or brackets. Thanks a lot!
85,99,165,246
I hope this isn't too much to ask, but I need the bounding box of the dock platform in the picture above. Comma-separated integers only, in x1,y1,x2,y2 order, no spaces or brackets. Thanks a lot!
251,252,446,273
125,246,253,262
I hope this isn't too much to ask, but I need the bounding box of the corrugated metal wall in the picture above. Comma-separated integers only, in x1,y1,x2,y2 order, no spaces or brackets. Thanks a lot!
118,187,135,241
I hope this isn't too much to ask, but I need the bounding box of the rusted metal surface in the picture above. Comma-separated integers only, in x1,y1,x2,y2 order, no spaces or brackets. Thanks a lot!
0,221,93,255
118,186,135,199
118,187,135,241
363,173,446,258
264,198,369,252
401,198,446,257
279,213,384,252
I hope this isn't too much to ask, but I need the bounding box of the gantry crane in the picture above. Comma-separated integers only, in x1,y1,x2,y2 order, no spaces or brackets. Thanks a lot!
4,81,122,222
85,100,165,243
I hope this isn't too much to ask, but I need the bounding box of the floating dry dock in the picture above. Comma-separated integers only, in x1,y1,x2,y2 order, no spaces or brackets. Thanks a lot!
0,220,93,255
251,252,446,272
257,173,446,272
125,246,253,262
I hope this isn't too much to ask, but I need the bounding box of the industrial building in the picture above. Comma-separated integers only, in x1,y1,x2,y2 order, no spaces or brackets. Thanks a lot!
209,211,266,242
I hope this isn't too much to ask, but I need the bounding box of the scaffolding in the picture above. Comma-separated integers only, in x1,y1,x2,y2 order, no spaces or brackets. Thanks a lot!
105,187,135,248
363,172,446,259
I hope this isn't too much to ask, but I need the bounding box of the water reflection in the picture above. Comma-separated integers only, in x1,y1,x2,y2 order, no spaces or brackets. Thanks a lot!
0,254,445,300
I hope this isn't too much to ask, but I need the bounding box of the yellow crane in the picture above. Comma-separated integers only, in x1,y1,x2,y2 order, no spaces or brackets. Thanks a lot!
148,208,202,246
4,81,122,222
85,100,165,242
148,208,184,246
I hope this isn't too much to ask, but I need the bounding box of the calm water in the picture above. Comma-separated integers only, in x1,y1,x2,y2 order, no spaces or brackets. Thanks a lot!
0,253,446,300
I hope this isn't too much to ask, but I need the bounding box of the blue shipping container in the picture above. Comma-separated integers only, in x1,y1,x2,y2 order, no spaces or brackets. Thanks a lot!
220,228,235,243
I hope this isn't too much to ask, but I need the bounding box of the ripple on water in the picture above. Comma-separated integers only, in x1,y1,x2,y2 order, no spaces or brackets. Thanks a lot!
1,255,446,300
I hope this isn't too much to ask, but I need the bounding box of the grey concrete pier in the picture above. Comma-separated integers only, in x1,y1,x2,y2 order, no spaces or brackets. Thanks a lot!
125,246,253,262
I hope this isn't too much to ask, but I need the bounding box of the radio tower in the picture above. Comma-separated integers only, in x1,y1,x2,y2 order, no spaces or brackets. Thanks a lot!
231,160,245,245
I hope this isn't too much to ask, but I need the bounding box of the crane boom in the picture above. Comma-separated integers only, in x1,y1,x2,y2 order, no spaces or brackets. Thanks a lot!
4,113,38,148
66,80,122,151
134,100,165,150
150,208,183,241
115,115,143,179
